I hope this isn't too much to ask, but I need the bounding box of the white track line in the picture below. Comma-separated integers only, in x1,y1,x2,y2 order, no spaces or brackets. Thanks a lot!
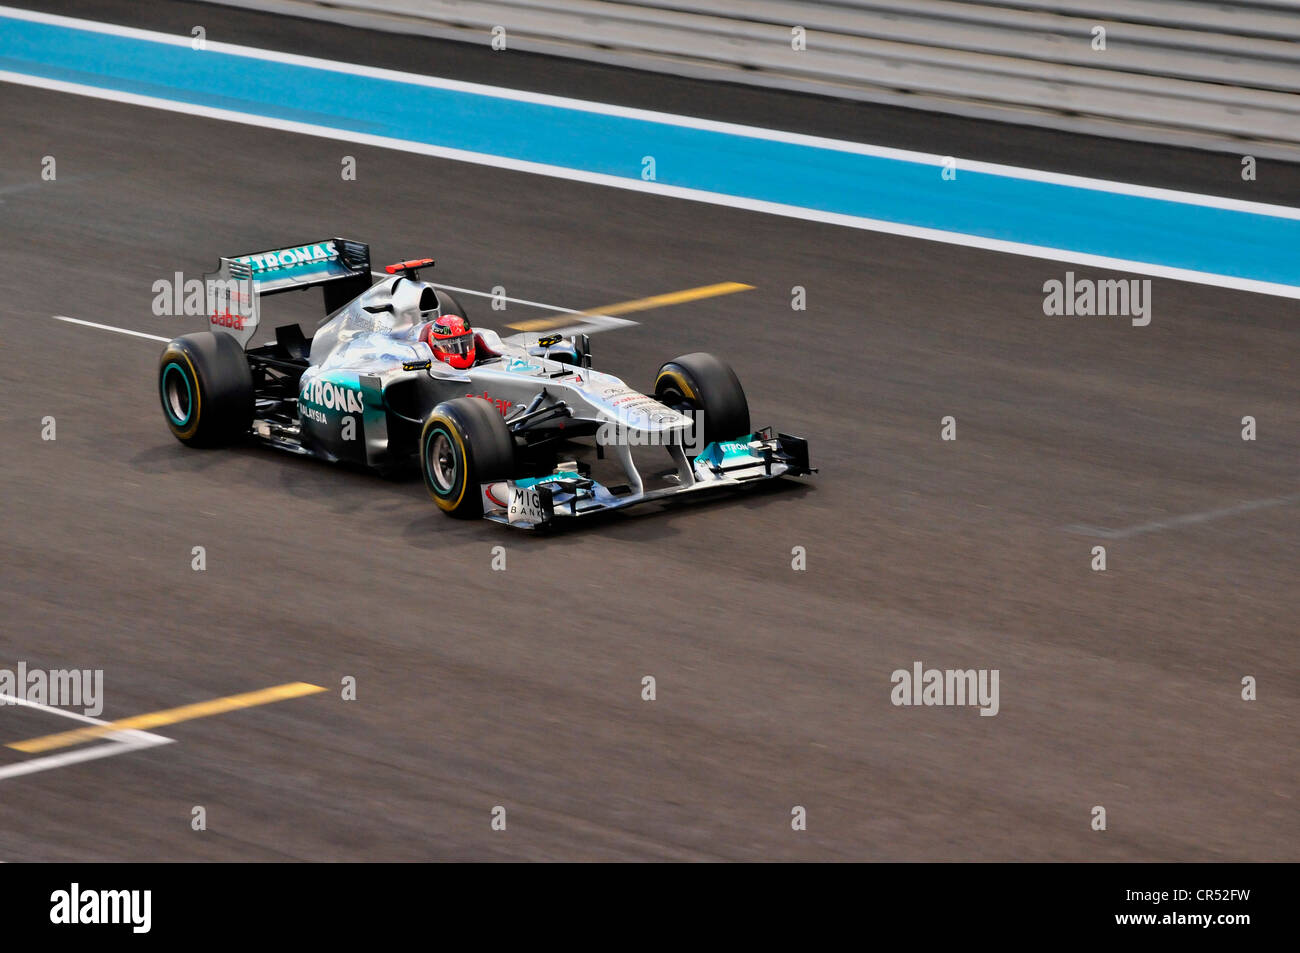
0,737,173,781
0,693,174,782
1,693,172,744
1063,493,1300,539
49,312,1300,542
52,315,169,342
53,269,639,347
5,70,1299,300
369,274,638,333
3,4,1298,219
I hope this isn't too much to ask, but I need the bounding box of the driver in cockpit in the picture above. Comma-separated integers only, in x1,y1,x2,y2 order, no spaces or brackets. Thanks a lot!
356,277,480,370
390,280,477,369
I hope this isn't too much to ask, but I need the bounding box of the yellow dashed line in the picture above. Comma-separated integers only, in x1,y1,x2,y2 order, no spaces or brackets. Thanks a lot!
8,682,327,753
506,281,754,331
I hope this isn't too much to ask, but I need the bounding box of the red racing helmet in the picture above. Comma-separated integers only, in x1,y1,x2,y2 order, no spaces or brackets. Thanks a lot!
423,314,476,370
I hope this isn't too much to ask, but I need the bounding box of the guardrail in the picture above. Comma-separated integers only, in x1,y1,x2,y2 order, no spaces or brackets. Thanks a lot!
211,0,1300,160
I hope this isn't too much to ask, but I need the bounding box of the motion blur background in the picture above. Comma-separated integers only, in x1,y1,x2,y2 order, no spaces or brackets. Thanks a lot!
0,0,1295,861
213,0,1300,158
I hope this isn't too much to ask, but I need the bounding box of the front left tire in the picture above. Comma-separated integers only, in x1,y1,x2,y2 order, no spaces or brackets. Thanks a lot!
420,397,515,518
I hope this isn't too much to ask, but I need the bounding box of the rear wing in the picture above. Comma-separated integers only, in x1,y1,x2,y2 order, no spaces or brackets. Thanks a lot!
204,238,371,348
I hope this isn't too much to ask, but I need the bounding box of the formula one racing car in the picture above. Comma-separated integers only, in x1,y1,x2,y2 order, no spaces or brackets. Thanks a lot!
157,238,814,528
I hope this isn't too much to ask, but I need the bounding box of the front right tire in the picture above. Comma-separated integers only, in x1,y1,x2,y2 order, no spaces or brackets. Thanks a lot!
654,352,750,448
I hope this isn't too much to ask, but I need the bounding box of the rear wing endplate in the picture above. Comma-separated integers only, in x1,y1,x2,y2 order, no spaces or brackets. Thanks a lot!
204,238,371,348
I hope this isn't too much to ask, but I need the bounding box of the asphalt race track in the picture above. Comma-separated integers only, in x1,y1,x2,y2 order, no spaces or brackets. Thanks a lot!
0,0,1295,861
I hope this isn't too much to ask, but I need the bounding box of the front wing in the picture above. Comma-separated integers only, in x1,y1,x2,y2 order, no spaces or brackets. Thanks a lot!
480,428,814,529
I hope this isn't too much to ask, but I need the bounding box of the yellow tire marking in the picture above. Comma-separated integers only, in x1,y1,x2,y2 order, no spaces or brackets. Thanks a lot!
655,370,696,402
507,281,753,331
8,682,326,754
424,414,468,511
164,348,202,440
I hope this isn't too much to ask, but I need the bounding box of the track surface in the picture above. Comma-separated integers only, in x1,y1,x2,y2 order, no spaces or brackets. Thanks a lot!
0,1,1296,861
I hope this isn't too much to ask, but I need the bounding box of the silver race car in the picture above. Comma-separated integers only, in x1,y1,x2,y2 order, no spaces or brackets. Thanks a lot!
157,238,814,528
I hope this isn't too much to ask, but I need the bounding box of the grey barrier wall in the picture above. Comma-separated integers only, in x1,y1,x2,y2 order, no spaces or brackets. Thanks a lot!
210,1,1300,159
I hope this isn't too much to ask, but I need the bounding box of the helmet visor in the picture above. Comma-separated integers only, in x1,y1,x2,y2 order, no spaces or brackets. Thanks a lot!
433,331,474,356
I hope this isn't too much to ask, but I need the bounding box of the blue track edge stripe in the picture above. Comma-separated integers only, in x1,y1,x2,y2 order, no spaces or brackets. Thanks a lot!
2,12,1298,294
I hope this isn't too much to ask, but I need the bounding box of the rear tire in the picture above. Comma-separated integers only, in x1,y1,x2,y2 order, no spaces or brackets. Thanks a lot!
420,397,515,518
158,332,254,447
654,352,750,448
